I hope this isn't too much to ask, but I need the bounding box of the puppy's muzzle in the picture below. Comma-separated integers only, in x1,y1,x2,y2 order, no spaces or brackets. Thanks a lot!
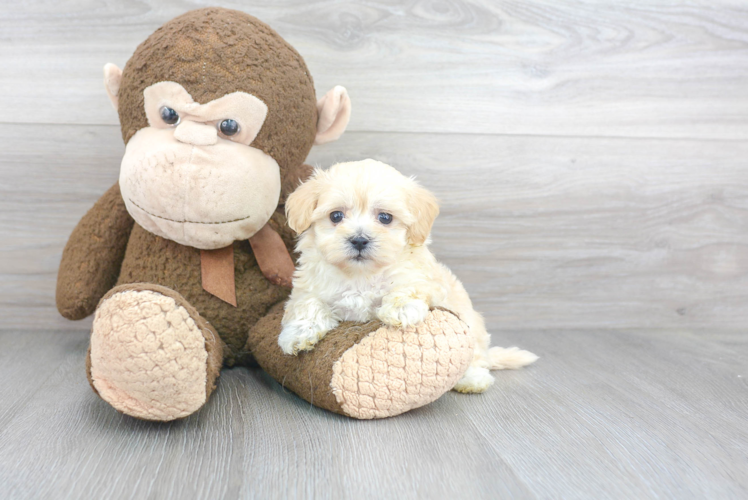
349,236,369,252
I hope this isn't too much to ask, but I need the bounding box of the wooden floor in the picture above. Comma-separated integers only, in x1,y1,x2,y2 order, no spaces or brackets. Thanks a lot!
1,328,746,499
1,1,747,498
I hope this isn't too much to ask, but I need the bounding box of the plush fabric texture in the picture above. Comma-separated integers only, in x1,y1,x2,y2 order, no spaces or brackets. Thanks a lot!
314,86,352,145
171,119,219,146
116,220,290,366
246,302,380,414
247,223,296,288
246,305,474,418
120,126,281,249
87,283,222,421
56,183,135,320
103,63,122,110
59,181,298,367
200,246,237,306
57,7,474,421
116,7,318,186
330,309,474,419
143,82,268,146
280,163,315,206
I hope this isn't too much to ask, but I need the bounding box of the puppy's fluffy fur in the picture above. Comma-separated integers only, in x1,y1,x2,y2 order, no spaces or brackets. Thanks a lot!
280,159,537,393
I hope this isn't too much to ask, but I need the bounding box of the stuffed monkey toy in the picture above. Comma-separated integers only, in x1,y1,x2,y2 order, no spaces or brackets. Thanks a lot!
56,7,475,421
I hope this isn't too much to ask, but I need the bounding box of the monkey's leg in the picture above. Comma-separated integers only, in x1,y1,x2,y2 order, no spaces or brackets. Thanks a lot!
247,304,475,419
86,283,223,421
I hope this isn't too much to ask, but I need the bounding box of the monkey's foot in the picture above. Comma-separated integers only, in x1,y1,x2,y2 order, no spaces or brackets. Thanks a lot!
87,284,223,421
248,306,475,419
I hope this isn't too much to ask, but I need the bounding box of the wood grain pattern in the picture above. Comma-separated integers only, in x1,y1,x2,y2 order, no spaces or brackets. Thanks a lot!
1,1,748,139
0,329,745,499
2,124,747,331
1,1,747,498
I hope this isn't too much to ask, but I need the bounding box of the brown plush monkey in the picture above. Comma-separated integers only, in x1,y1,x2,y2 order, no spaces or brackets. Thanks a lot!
57,7,474,421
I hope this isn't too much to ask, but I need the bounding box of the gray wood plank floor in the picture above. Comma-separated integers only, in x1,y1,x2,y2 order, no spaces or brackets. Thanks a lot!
1,1,747,498
1,328,746,499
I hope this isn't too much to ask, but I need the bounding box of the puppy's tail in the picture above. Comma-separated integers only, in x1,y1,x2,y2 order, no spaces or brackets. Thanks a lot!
488,346,538,370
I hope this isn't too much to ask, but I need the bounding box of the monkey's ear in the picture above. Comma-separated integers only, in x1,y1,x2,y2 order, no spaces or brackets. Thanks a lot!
314,86,351,145
285,175,321,234
406,184,440,246
103,63,123,111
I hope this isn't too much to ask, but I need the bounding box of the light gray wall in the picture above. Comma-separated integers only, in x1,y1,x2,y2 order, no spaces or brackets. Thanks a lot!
1,0,747,332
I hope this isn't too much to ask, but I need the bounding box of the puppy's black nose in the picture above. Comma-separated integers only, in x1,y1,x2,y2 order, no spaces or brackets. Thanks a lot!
349,236,369,251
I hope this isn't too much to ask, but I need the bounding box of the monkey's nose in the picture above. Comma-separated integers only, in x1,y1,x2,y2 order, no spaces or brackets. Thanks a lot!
173,120,218,146
349,236,369,251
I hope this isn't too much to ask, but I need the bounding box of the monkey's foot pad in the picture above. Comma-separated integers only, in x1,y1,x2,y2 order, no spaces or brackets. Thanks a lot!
330,309,475,419
89,285,217,421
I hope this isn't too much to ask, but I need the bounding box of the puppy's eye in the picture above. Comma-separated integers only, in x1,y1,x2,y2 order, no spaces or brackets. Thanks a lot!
378,212,393,225
160,106,180,125
219,119,239,136
330,211,344,223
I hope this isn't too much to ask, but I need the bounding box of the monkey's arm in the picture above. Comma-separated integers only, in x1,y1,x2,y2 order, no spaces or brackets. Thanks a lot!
56,182,135,320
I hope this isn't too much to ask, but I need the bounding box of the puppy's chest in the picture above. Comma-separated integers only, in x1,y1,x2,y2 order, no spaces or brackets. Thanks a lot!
327,276,393,322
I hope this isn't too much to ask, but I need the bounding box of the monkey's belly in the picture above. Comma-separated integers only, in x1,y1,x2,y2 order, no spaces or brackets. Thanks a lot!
116,223,290,364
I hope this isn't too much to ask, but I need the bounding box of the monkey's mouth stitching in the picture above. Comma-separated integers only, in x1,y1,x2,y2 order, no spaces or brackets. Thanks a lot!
129,199,251,225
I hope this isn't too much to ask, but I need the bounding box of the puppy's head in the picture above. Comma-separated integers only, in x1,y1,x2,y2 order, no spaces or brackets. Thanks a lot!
286,159,439,272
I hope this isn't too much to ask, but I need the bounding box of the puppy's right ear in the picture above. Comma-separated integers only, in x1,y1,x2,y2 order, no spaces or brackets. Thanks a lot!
285,175,320,234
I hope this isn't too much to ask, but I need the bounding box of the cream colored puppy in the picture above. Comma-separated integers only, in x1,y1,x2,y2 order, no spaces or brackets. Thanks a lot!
279,159,537,393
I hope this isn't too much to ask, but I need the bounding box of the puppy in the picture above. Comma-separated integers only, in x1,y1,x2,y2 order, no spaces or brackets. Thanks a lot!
279,159,537,393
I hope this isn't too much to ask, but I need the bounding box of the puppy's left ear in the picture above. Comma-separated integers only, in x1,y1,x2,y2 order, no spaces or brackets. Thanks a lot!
286,175,321,234
407,184,440,245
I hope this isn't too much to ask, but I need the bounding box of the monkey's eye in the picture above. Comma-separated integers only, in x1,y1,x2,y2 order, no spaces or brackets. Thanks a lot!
219,119,239,136
378,212,393,225
330,211,344,224
159,106,180,125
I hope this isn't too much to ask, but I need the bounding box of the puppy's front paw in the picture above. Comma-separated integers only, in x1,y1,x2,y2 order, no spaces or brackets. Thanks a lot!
453,366,495,394
278,318,338,355
377,298,430,328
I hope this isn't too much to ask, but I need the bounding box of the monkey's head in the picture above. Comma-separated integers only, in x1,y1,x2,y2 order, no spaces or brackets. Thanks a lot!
103,8,350,249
